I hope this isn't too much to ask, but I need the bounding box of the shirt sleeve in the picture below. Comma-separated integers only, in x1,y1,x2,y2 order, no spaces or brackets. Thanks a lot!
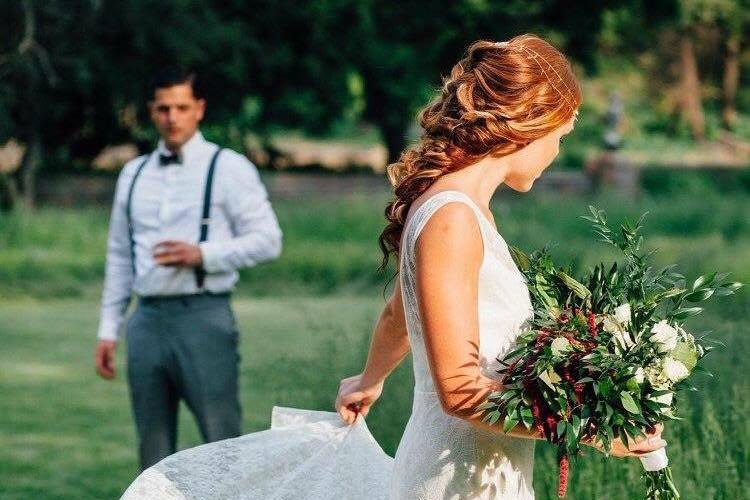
97,162,138,342
199,153,283,273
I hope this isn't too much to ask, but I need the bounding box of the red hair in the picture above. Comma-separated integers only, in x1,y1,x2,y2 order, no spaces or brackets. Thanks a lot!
378,34,582,268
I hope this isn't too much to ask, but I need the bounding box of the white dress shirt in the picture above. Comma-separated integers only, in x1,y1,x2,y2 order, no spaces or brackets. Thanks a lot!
97,131,283,341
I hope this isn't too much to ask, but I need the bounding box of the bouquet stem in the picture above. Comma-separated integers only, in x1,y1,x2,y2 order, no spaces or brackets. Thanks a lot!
640,449,680,499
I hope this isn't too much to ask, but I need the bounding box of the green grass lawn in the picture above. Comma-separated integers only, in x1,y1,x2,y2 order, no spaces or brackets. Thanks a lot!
1,295,747,500
1,188,748,499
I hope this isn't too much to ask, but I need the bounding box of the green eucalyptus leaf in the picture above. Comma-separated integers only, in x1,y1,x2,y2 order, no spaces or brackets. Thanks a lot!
483,410,501,424
572,415,582,437
684,289,714,302
498,390,519,402
476,401,496,411
520,407,534,429
509,245,531,272
715,282,743,296
557,270,592,299
620,391,640,414
672,307,703,320
566,424,577,448
655,288,685,301
692,274,714,291
490,410,503,425
506,399,521,418
619,428,633,449
604,427,615,451
503,415,519,434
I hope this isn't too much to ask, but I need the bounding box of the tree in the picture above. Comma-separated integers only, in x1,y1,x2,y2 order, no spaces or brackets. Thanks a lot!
344,0,579,163
596,0,749,141
674,0,750,137
0,1,358,209
0,1,62,209
714,0,750,130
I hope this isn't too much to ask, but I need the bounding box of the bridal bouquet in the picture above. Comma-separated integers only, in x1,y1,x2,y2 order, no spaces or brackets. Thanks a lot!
479,207,742,499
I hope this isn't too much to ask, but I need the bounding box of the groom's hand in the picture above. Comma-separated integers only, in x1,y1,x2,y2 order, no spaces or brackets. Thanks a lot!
95,340,117,379
153,240,203,267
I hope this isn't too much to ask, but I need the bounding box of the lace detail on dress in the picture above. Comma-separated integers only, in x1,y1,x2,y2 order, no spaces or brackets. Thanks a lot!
120,407,391,500
392,190,536,499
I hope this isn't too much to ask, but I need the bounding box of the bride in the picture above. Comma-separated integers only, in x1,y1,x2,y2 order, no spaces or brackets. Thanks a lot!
121,34,666,500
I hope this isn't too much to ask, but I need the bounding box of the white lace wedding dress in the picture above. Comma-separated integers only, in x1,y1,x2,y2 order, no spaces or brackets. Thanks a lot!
121,190,535,500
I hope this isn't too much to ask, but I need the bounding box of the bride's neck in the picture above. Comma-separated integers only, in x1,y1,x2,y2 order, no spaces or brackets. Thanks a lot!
432,156,509,208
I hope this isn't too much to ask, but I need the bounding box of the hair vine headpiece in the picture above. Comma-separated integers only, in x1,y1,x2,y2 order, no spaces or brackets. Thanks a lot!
505,43,577,113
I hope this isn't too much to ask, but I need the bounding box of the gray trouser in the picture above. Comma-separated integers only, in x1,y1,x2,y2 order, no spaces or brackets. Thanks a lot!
125,293,242,470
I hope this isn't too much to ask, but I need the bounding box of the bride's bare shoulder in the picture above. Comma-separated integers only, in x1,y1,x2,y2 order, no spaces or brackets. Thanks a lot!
415,201,482,264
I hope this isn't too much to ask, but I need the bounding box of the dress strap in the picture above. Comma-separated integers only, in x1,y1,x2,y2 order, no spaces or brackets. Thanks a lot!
403,190,490,260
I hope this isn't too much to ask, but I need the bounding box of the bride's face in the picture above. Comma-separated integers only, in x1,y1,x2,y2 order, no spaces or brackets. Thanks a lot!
503,114,577,192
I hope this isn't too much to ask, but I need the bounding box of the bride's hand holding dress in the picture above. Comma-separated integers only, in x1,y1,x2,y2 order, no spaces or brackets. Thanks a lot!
336,281,409,426
335,373,383,423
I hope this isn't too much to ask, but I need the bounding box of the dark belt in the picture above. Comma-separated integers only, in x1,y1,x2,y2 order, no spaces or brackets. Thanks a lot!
137,291,231,307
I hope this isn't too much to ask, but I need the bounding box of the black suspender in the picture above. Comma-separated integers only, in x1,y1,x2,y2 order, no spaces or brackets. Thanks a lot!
195,147,223,289
125,154,151,277
124,148,222,291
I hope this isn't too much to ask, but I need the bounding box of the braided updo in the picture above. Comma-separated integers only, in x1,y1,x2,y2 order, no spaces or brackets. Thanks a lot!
378,34,582,268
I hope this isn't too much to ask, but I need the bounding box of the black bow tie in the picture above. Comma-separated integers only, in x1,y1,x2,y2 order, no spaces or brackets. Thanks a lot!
159,153,183,166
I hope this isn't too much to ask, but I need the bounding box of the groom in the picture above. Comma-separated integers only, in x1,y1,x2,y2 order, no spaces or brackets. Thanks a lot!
94,68,282,469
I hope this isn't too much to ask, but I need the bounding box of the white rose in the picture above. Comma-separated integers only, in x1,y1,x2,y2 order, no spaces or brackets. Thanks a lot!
649,391,674,414
662,357,690,383
551,337,571,356
649,320,679,353
602,316,619,334
604,311,634,352
645,362,670,389
614,304,632,326
634,367,645,384
613,329,635,351
602,314,620,333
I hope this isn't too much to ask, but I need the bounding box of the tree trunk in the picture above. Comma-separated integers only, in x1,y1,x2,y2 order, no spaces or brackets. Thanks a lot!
0,173,19,211
360,64,410,169
678,34,705,141
14,62,43,209
15,127,41,209
381,122,408,166
722,34,740,131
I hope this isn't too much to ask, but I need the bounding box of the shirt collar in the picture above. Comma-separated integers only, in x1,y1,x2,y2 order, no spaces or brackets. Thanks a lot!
156,130,206,164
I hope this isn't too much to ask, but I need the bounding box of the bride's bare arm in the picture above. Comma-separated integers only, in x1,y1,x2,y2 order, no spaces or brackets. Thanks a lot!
361,281,410,386
336,281,410,424
415,203,667,455
413,202,539,438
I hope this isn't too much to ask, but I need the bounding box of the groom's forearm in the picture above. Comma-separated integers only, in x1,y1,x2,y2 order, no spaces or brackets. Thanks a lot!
360,286,410,386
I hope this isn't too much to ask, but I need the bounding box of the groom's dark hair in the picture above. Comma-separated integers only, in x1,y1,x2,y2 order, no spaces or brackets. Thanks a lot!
150,67,206,100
